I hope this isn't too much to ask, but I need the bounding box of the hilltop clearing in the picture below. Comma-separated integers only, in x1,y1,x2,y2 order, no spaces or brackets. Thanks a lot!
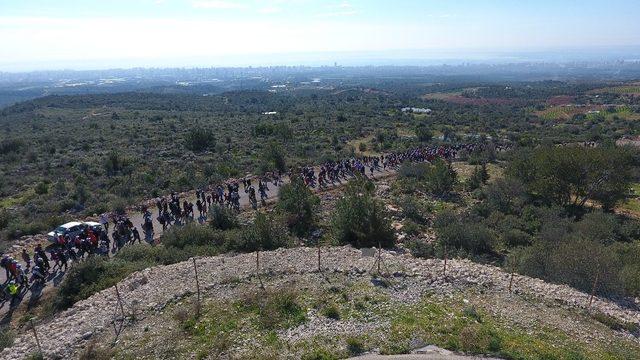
2,246,640,359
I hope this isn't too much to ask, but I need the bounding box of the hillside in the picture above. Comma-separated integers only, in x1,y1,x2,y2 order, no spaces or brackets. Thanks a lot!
2,246,640,359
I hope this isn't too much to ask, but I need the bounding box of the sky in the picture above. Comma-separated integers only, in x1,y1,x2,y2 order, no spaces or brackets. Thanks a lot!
0,0,639,71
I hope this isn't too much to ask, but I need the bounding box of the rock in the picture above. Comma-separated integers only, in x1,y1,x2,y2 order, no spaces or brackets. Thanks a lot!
413,345,453,355
81,331,93,340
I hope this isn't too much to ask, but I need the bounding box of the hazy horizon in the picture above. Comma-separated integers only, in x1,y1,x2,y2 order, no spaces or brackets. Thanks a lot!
2,46,640,74
1,0,640,72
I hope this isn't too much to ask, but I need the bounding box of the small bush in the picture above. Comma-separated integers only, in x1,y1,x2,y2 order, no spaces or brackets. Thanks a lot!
185,127,216,152
436,220,495,255
277,176,320,237
346,336,365,355
331,176,395,248
238,287,307,330
208,205,239,231
161,223,222,249
466,165,489,191
0,326,14,351
52,257,147,310
405,239,435,259
398,159,456,197
321,304,341,320
592,312,639,333
301,348,339,360
241,212,292,252
0,138,25,155
262,141,287,172
458,324,492,354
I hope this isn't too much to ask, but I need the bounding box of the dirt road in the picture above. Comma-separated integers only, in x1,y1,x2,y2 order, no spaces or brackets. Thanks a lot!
0,165,397,321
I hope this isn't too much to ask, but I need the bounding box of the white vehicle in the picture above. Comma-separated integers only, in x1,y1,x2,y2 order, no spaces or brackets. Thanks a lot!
84,221,103,232
46,221,103,243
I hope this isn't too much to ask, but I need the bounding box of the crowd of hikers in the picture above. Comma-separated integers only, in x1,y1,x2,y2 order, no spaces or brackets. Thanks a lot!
1,142,494,307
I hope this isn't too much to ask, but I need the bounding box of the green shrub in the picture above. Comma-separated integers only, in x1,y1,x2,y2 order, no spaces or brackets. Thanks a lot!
346,336,365,355
0,138,25,155
185,127,216,152
208,205,239,231
466,164,489,191
502,229,532,247
415,126,433,142
103,150,132,176
592,312,639,333
262,141,287,172
34,181,49,195
331,176,395,248
277,176,320,236
0,326,14,351
509,238,622,296
405,239,435,259
241,212,292,252
301,348,339,360
401,196,430,224
507,145,634,211
483,178,528,215
238,288,306,330
434,210,495,256
161,223,223,249
398,159,456,197
321,304,341,320
53,257,148,310
458,324,492,354
402,220,422,236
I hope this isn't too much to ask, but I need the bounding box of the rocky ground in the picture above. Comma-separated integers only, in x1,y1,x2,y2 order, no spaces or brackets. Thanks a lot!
2,246,640,359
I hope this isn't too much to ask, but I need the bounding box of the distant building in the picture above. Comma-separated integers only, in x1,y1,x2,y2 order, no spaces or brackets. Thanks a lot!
401,107,432,114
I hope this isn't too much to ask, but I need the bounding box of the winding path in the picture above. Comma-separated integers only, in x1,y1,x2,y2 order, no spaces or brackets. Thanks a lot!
0,164,398,320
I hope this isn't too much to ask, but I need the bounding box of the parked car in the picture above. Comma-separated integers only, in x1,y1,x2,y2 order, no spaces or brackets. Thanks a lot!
84,221,103,233
46,221,103,243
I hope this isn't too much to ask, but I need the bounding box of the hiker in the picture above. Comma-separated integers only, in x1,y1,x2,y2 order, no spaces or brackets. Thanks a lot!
35,246,50,271
30,266,45,285
7,281,19,304
131,227,141,244
15,264,28,288
51,251,61,270
21,249,31,270
57,249,68,271
1,255,11,280
249,186,257,210
100,212,110,232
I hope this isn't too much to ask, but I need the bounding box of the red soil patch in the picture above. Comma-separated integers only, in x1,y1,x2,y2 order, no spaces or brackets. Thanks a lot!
547,95,575,106
442,95,514,106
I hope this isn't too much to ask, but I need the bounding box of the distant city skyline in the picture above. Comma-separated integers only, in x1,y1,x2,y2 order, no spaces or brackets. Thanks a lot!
1,0,639,72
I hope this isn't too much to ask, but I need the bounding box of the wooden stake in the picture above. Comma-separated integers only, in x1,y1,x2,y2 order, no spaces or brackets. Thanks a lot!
443,245,448,276
317,242,321,272
509,272,514,293
256,250,264,288
589,271,600,308
114,284,125,318
377,240,382,274
192,258,201,317
30,319,42,356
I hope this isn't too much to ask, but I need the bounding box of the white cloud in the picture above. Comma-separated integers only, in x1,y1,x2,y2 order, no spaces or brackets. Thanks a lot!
191,1,247,9
259,6,282,14
336,2,354,9
317,2,357,17
316,10,357,17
